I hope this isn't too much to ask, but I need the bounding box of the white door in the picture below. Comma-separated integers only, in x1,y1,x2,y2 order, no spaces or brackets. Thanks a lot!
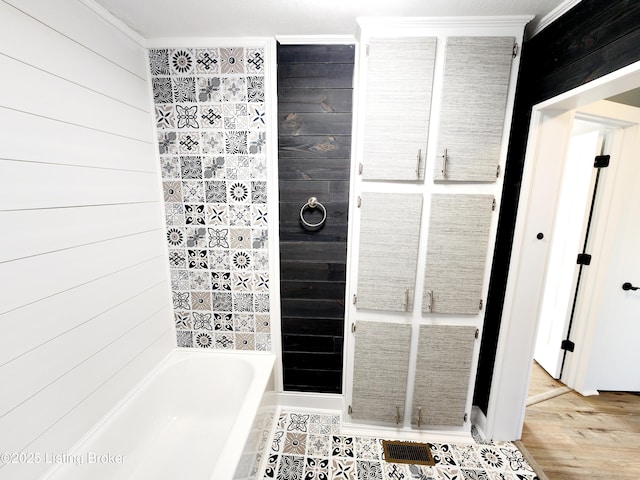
534,127,603,378
570,122,640,392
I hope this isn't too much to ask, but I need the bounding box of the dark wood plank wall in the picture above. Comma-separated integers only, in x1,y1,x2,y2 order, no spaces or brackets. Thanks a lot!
277,44,354,393
474,0,640,413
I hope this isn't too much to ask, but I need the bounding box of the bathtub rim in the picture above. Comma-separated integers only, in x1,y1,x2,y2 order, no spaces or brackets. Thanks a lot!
41,348,276,480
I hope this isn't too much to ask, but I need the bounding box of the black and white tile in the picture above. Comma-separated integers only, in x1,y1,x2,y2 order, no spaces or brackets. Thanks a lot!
263,411,539,480
148,46,270,351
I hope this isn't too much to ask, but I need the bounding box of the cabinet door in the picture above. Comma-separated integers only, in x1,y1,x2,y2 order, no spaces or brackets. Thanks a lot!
357,192,422,312
434,36,515,182
351,321,412,424
412,325,477,426
422,194,493,314
362,37,437,181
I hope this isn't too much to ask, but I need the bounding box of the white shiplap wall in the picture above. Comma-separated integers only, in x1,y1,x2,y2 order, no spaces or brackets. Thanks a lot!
0,1,174,478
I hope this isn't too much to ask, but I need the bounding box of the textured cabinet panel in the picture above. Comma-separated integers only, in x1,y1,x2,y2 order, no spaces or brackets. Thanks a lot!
352,321,412,424
434,36,514,182
357,192,422,311
412,325,477,426
423,194,493,314
362,37,436,181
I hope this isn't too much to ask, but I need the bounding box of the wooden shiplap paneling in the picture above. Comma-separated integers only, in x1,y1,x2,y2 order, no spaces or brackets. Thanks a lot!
0,1,172,477
278,44,354,394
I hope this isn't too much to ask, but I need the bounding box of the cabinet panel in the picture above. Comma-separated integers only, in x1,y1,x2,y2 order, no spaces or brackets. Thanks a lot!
423,194,494,314
352,321,412,424
434,36,515,182
362,37,436,181
412,325,476,426
357,192,422,311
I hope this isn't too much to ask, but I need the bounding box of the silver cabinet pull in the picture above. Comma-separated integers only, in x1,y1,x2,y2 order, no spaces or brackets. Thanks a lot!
395,405,401,425
425,290,433,313
417,407,423,428
416,148,422,178
441,149,448,178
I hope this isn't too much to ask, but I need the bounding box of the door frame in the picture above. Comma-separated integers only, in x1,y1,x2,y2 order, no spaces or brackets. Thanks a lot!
484,59,640,441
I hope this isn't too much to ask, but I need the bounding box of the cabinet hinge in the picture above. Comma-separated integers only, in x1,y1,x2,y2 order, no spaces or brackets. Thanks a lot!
594,155,610,168
576,253,592,265
351,322,357,333
365,44,370,56
512,43,518,58
561,339,575,352
475,328,480,340
357,196,361,208
348,405,353,415
496,164,501,178
358,162,363,174
479,299,483,310
492,198,496,211
464,413,469,423
353,294,357,304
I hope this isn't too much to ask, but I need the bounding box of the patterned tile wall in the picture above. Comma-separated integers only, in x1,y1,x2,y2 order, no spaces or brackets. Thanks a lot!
148,46,271,351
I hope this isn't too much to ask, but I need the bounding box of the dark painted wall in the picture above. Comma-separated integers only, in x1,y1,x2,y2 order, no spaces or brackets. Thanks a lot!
475,0,640,413
277,44,354,393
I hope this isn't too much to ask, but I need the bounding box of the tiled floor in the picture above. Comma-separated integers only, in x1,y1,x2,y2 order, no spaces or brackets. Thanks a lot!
261,410,539,480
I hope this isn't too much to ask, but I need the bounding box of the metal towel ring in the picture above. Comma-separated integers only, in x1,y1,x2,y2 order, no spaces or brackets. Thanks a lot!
300,197,327,231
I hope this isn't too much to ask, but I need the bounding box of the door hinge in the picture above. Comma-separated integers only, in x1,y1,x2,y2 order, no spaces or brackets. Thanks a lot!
348,405,353,415
479,299,483,310
351,322,356,333
496,164,501,178
492,198,496,211
357,196,361,208
358,162,363,174
475,328,480,339
464,413,469,423
366,44,370,56
561,339,575,352
512,43,518,58
353,294,357,304
576,253,592,265
594,155,610,168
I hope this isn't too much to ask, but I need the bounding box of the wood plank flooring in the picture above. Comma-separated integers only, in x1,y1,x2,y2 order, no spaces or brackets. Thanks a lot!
520,362,640,479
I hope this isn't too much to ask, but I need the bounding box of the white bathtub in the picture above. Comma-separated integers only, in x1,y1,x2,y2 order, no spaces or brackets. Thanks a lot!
45,349,275,480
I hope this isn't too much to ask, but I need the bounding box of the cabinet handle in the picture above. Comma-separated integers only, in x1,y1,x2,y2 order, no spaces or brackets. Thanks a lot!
404,288,410,312
395,405,401,425
441,149,448,178
425,290,433,313
416,148,422,178
417,406,423,428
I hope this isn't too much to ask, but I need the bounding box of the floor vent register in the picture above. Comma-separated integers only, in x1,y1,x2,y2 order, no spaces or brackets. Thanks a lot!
381,440,435,466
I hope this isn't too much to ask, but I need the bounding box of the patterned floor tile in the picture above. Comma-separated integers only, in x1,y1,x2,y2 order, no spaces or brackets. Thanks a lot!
303,457,329,480
332,458,357,480
357,460,384,480
258,409,538,480
277,455,304,480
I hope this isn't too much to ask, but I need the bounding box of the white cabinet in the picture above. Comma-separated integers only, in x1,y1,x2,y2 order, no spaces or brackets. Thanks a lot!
345,16,530,432
356,192,422,312
434,36,516,182
361,37,437,181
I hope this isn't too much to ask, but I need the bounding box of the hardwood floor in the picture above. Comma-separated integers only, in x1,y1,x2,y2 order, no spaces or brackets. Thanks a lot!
519,362,640,479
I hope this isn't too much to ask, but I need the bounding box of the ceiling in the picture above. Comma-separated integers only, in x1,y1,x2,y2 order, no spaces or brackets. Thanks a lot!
93,0,572,39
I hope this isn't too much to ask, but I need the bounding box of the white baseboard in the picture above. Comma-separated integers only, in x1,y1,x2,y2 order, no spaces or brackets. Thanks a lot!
471,406,489,440
275,391,344,412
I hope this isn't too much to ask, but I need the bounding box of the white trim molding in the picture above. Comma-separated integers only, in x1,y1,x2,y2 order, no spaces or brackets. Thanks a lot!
526,0,583,39
276,35,356,44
